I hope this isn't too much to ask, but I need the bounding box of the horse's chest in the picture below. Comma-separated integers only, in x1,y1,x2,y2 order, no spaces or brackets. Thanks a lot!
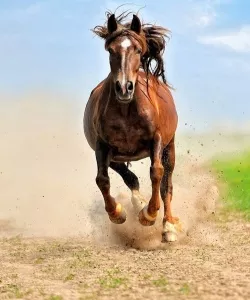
100,116,154,153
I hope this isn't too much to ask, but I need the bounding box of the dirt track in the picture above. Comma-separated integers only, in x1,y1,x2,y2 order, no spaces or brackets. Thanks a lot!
0,95,250,299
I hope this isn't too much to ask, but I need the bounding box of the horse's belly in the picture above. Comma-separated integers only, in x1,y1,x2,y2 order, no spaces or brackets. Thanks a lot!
112,149,149,162
105,126,151,153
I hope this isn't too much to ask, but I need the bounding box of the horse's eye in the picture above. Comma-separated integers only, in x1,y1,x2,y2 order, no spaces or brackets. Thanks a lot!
108,48,115,55
136,48,142,55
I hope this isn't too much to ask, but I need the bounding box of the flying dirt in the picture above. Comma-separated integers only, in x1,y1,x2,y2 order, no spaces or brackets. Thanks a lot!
0,94,218,245
0,94,250,299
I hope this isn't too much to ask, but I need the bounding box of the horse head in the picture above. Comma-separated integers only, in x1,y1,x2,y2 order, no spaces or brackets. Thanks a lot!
105,14,146,103
92,12,170,103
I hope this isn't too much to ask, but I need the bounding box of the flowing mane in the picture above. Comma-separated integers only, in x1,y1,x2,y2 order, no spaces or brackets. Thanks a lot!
92,10,171,85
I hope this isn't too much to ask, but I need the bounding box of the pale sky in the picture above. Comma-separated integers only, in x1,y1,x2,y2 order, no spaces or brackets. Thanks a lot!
0,0,250,132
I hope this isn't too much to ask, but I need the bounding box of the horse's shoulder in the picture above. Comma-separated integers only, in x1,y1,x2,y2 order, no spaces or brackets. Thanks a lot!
90,76,110,100
90,81,103,97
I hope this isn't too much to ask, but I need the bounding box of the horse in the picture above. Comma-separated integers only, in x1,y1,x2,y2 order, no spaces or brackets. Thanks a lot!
84,11,180,242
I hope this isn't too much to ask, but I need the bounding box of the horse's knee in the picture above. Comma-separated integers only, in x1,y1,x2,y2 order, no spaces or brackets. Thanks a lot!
150,164,164,184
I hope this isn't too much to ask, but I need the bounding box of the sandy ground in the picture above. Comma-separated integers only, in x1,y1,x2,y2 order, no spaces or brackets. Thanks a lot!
0,94,250,299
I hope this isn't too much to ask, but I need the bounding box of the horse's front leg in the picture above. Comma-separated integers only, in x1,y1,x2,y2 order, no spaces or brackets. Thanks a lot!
95,139,127,224
161,136,180,242
139,132,164,226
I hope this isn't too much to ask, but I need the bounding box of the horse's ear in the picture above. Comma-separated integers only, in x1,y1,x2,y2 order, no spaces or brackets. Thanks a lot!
130,14,141,34
107,14,117,34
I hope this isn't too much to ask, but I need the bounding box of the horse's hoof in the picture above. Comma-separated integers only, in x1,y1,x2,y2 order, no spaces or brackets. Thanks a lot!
138,206,157,226
108,203,127,224
162,231,177,242
162,221,178,243
131,190,146,214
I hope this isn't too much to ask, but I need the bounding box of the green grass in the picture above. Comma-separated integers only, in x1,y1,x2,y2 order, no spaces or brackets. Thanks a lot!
211,151,250,219
47,295,63,300
99,268,128,289
0,284,33,299
152,277,168,287
64,273,75,282
179,283,190,294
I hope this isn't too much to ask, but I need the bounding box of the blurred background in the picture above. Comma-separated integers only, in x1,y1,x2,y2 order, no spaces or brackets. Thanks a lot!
1,0,250,237
1,3,250,299
1,0,250,133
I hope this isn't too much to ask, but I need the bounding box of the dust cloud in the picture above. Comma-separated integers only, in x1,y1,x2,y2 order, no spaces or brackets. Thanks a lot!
1,93,245,249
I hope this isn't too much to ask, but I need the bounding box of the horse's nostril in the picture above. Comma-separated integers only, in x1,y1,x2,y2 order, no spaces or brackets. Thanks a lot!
127,81,133,92
115,81,122,93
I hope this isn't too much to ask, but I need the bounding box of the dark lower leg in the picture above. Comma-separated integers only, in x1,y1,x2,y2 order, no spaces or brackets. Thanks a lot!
142,132,164,221
96,170,116,215
95,140,126,223
110,162,145,214
110,162,139,191
160,137,178,224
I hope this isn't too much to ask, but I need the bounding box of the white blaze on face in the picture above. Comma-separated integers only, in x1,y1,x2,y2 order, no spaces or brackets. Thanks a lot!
121,38,131,49
120,38,131,87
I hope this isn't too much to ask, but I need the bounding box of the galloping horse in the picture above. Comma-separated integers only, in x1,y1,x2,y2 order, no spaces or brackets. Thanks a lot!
84,12,180,242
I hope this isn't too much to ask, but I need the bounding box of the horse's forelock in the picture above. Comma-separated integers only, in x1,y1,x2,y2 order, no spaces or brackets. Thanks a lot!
104,29,147,55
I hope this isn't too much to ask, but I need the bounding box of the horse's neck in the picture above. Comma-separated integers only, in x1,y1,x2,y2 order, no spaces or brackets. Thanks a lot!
135,72,161,116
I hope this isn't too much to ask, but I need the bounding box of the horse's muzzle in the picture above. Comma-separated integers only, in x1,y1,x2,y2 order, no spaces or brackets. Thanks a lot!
115,80,134,103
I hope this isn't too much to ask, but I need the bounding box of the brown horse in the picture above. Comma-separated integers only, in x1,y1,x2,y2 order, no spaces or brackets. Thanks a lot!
84,12,180,242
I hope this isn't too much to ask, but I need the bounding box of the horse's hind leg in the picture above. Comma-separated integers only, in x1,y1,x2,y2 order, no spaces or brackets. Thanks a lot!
95,139,126,224
110,162,146,213
160,136,180,242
